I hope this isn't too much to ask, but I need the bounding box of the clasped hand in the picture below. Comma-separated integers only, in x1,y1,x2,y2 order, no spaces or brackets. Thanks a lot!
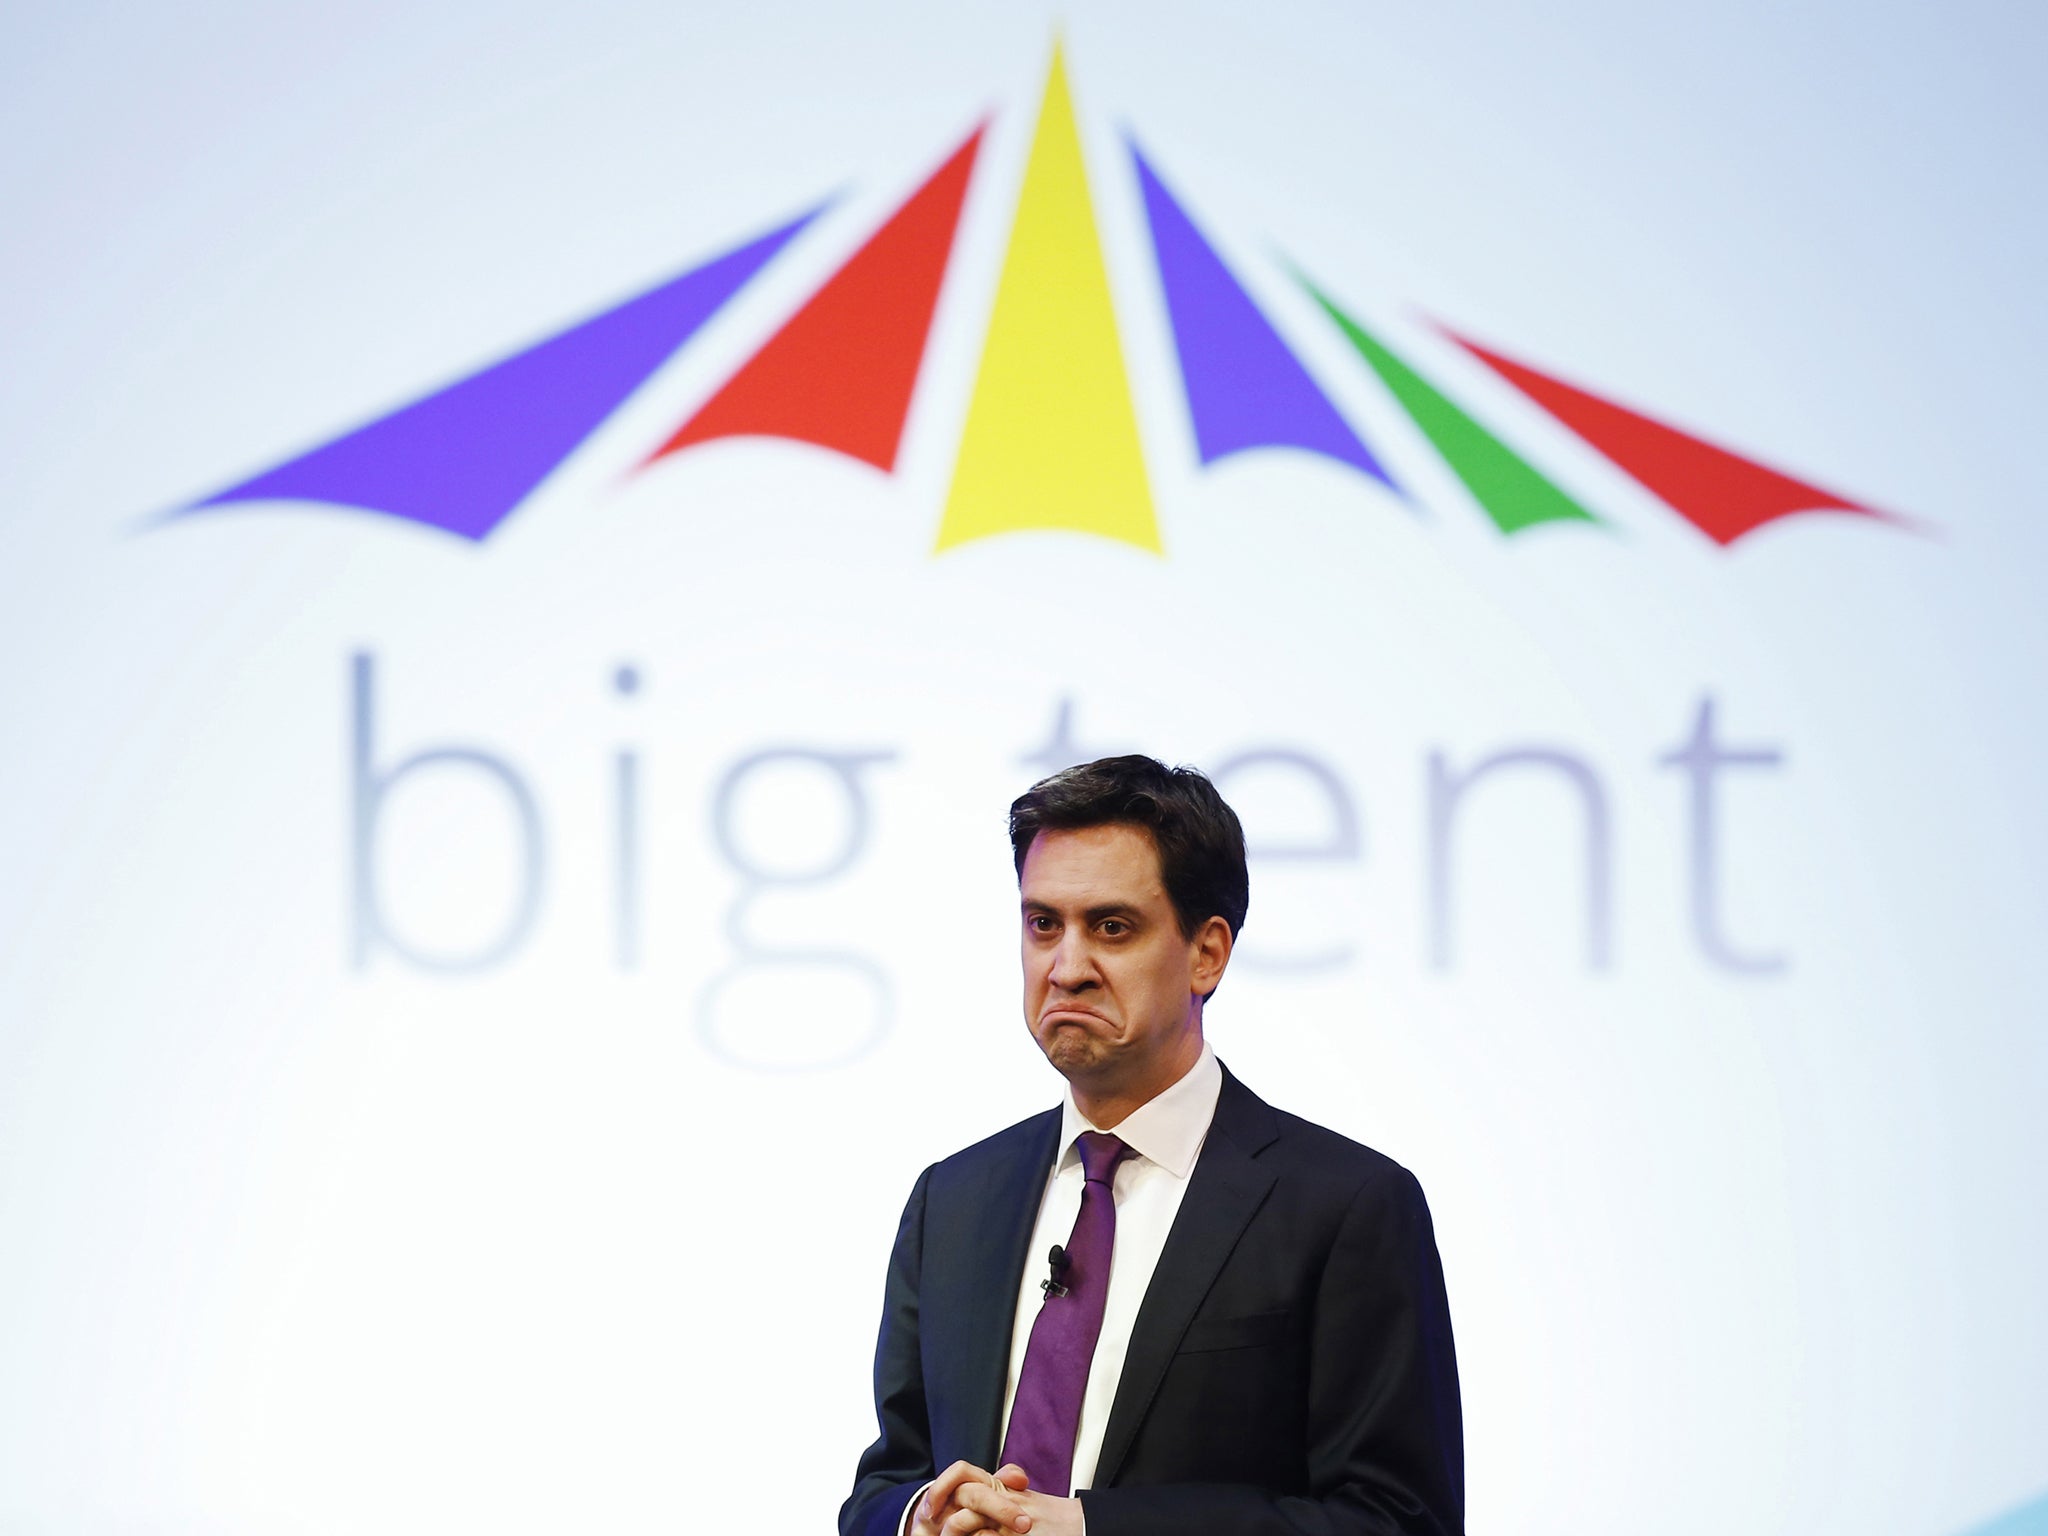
910,1461,1084,1536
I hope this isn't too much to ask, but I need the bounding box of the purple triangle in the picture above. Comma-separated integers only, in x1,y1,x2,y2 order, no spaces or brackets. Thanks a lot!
178,205,825,541
1130,141,1394,487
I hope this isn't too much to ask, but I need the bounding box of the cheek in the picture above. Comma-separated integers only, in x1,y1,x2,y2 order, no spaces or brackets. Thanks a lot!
1134,952,1186,1008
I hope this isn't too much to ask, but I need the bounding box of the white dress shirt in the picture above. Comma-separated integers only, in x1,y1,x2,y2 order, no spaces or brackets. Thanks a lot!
998,1041,1223,1493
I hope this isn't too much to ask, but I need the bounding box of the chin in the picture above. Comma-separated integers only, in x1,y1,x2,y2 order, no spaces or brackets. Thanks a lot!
1038,1031,1106,1079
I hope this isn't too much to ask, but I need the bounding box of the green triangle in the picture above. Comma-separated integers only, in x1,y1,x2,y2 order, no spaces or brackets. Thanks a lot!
1298,271,1600,536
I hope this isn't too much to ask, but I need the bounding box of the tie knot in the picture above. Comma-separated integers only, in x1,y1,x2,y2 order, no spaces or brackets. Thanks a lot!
1076,1131,1131,1185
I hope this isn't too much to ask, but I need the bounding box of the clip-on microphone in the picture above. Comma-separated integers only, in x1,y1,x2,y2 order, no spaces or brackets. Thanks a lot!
1041,1244,1071,1298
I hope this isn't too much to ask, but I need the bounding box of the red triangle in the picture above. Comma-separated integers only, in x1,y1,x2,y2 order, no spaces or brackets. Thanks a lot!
1439,325,1895,546
646,127,984,474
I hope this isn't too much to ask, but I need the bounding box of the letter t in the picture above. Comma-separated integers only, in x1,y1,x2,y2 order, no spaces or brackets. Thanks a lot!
1659,695,1788,975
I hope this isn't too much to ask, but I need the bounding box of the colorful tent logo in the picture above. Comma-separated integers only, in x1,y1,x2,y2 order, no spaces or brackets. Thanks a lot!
170,46,1899,553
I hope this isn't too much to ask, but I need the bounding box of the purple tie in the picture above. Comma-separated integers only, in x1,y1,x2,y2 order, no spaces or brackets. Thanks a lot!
1000,1131,1134,1497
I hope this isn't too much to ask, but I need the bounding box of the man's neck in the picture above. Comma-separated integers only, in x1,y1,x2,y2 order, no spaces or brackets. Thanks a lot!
1070,1028,1205,1130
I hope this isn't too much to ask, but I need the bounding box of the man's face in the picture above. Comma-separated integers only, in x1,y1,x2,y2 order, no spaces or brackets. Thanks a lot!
1020,822,1224,1114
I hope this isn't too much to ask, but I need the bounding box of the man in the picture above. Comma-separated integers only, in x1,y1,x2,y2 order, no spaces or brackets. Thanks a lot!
842,757,1463,1536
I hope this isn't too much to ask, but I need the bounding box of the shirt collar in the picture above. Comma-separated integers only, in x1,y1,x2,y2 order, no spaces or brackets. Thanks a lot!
1056,1040,1222,1181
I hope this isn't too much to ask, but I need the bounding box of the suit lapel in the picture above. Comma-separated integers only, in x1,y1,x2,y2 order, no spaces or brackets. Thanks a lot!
934,1109,1062,1465
1092,1067,1279,1486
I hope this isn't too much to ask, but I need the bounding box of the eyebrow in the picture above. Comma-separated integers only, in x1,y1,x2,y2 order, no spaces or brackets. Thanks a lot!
1085,903,1144,924
1021,899,1145,924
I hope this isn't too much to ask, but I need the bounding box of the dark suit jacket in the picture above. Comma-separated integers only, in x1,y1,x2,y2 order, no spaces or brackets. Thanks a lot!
841,1066,1464,1536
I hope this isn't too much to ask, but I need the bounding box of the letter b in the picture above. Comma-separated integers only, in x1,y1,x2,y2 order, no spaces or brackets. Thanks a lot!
349,652,544,972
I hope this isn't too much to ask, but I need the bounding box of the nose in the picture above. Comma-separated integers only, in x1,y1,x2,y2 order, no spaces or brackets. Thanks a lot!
1047,927,1098,993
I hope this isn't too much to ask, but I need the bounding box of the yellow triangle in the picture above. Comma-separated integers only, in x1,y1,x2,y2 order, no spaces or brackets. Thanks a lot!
934,46,1160,554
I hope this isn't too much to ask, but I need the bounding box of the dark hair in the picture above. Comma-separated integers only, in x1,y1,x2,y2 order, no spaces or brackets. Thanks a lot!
1009,755,1249,941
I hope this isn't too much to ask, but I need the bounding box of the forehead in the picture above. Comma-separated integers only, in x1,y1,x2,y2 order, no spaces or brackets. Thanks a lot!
1019,823,1168,907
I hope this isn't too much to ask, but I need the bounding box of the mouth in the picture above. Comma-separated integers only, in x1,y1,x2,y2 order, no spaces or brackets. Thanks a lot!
1040,1006,1109,1028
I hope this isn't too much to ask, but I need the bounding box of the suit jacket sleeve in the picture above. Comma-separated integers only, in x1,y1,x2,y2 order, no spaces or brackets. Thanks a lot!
839,1165,937,1536
1078,1164,1464,1536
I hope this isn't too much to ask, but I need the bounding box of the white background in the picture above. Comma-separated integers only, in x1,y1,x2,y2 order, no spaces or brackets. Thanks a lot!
3,2,2045,1531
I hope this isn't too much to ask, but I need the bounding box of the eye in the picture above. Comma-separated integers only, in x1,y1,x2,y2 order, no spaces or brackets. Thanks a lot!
1099,918,1129,937
1027,913,1057,934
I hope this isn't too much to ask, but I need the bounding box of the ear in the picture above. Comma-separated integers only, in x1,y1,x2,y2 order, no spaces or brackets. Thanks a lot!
1189,914,1233,996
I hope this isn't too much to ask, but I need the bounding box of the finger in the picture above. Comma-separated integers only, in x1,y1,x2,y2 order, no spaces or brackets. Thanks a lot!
927,1461,987,1512
993,1464,1030,1492
912,1490,949,1536
957,1482,1032,1533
